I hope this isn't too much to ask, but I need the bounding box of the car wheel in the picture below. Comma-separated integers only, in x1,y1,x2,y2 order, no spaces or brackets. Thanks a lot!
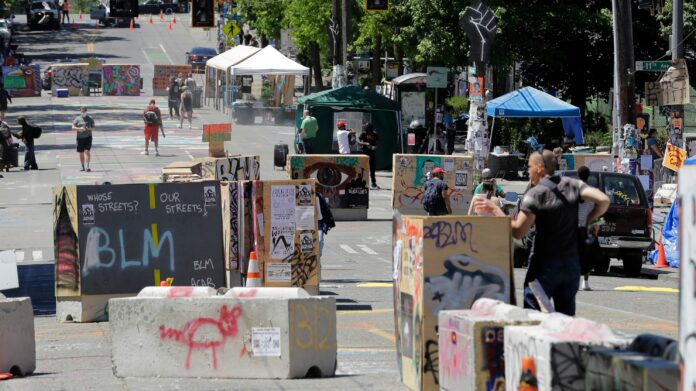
594,255,611,274
165,7,173,15
622,254,644,277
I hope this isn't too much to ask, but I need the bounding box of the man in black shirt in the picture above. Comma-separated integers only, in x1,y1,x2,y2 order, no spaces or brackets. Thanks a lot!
472,150,609,315
358,123,379,189
423,167,451,216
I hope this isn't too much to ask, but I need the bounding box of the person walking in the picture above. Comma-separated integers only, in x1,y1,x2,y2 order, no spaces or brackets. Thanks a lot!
71,106,94,171
577,166,600,291
167,76,180,119
61,0,70,24
299,110,319,154
185,73,197,92
0,120,14,173
423,167,451,216
0,82,13,121
179,86,193,129
358,123,379,189
143,99,165,156
472,150,609,316
316,193,335,260
14,116,39,170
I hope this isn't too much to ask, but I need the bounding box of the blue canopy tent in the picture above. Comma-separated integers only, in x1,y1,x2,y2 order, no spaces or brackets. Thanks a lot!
486,86,584,146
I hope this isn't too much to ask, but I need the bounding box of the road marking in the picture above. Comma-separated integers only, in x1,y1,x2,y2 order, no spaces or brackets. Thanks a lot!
577,300,679,325
159,43,174,65
357,282,393,288
340,244,358,254
32,250,43,261
367,328,396,343
357,244,377,255
337,308,392,315
141,49,153,64
614,286,679,293
338,347,395,353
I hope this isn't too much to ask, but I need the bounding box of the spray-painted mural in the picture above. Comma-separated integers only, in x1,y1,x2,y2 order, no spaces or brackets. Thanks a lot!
52,63,89,96
2,65,41,97
102,64,141,96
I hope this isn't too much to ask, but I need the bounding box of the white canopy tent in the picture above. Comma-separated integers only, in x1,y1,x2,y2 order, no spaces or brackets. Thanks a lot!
204,46,260,111
229,46,309,76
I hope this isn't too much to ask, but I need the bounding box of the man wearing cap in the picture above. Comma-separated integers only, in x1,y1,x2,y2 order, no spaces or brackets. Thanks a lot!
300,110,319,154
473,168,506,198
423,167,451,216
336,120,354,154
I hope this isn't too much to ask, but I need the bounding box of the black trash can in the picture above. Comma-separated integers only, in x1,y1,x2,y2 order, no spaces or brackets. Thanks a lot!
193,87,203,109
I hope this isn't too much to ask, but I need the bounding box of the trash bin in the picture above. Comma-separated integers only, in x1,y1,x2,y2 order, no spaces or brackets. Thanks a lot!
193,87,203,109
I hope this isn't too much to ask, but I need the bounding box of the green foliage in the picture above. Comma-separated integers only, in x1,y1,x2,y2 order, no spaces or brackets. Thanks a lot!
283,0,331,55
260,79,272,102
237,0,285,40
584,131,612,148
445,95,468,115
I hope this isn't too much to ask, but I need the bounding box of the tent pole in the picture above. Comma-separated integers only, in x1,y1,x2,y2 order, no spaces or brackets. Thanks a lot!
488,116,496,153
396,110,403,153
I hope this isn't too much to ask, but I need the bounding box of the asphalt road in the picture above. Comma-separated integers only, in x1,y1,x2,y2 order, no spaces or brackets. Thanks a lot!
0,17,682,391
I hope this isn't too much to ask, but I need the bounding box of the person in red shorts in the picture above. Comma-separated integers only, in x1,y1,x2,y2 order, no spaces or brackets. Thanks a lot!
142,99,165,156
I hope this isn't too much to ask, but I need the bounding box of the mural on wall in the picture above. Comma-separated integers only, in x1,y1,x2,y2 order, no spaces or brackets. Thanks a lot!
288,154,370,209
103,64,141,96
392,154,474,215
393,214,513,391
2,65,41,97
216,156,260,181
52,63,89,96
153,64,192,96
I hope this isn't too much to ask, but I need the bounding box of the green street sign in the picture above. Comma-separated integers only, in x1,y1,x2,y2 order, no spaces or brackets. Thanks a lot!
635,61,671,72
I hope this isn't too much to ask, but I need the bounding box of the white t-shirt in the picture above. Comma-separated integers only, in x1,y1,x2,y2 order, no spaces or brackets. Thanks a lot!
337,129,351,154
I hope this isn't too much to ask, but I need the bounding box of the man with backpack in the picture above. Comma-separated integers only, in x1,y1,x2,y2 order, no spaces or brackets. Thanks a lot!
72,106,94,172
143,99,165,156
15,116,41,170
423,167,451,216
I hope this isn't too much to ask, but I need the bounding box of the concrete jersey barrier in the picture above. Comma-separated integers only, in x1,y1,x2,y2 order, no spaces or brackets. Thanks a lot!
0,295,36,376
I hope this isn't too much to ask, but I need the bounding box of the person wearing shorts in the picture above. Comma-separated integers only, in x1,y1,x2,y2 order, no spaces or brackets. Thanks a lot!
72,106,95,172
143,99,165,156
179,86,193,129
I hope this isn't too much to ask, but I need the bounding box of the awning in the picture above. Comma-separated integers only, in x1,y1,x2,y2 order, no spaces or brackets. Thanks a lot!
486,86,581,118
230,46,309,76
206,46,260,71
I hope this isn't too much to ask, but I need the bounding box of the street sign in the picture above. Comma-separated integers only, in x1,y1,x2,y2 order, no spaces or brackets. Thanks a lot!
426,67,448,88
635,61,671,72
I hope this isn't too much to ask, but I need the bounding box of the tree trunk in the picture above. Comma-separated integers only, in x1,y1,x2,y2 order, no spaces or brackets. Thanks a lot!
310,41,323,89
370,34,382,89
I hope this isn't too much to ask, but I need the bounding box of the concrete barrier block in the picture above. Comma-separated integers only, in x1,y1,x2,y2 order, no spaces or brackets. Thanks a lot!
138,286,217,298
109,294,336,379
224,287,310,299
438,299,545,391
504,314,630,391
0,297,36,376
585,348,679,390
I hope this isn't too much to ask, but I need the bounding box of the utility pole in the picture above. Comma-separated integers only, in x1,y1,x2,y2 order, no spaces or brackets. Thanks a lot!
671,0,684,149
341,0,352,66
611,0,636,159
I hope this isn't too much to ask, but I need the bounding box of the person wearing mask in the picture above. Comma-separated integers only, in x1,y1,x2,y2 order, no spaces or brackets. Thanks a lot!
577,165,600,291
15,116,39,170
71,106,94,172
299,110,319,154
143,99,165,156
423,167,451,216
472,150,610,316
358,123,379,189
166,76,180,119
336,120,354,154
646,129,663,160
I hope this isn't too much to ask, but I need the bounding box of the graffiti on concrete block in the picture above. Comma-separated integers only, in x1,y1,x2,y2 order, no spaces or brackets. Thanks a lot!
2,64,41,97
103,65,140,96
52,64,88,96
289,155,369,209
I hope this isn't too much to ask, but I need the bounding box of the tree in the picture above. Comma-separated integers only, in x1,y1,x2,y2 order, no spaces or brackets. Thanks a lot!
237,0,285,42
284,0,332,87
353,4,395,87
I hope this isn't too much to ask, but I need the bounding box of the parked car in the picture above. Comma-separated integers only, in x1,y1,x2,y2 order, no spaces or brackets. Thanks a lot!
139,0,179,15
0,19,11,43
26,0,60,30
512,171,652,276
186,46,217,72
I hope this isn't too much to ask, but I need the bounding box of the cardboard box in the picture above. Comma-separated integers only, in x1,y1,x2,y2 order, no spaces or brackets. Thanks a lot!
393,214,513,391
288,154,370,220
53,183,227,321
392,154,474,215
251,180,319,295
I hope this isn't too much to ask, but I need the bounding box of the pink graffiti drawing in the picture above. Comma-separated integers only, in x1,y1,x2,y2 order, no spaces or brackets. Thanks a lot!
440,330,468,384
159,305,243,369
166,286,194,298
237,288,257,298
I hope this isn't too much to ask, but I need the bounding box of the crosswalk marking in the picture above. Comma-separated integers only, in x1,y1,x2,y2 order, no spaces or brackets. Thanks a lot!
340,244,358,254
15,251,24,262
357,245,377,255
32,251,43,261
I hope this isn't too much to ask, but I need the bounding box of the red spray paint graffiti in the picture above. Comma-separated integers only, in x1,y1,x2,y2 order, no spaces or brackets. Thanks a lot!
159,305,243,369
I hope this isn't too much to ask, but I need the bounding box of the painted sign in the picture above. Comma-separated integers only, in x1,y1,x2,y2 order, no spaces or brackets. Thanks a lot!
102,64,141,96
52,63,89,96
2,65,41,97
288,154,370,210
202,123,232,142
659,59,690,106
680,165,696,391
663,143,687,172
152,64,192,96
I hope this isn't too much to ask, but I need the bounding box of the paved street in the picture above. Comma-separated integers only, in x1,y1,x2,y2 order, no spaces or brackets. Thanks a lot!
0,15,683,391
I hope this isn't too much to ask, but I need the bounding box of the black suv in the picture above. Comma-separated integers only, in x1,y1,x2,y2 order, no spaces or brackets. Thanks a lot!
26,0,60,30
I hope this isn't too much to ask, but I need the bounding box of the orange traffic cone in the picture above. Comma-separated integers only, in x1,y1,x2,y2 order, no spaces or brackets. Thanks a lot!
94,20,99,29
159,9,164,21
71,19,76,30
519,356,538,391
655,229,668,268
246,251,261,287
78,13,82,20
167,20,172,30
172,15,176,24
129,18,134,30
148,15,153,24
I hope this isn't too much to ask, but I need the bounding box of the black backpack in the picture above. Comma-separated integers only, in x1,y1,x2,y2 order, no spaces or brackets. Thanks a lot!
144,110,159,125
32,124,42,139
422,179,443,213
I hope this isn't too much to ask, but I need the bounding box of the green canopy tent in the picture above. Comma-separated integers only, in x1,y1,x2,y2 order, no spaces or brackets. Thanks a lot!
295,85,403,170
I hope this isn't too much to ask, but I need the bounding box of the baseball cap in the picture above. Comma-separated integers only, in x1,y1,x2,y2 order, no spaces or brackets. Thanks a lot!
481,168,493,179
432,167,446,174
337,120,346,128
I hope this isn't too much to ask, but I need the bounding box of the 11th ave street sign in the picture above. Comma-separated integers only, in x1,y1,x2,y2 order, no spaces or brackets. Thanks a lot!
635,61,671,72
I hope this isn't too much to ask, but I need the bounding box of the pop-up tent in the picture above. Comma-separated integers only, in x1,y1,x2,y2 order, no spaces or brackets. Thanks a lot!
229,46,309,76
296,85,402,170
486,86,584,144
205,46,260,111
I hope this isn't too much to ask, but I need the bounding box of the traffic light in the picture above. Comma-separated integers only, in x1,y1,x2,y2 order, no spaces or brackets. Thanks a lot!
366,0,389,11
192,0,214,28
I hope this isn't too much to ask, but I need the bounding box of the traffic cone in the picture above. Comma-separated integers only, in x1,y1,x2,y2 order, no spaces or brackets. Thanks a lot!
246,251,261,287
655,229,668,268
71,19,77,30
167,20,172,30
519,356,538,391
172,15,176,24
159,9,164,21
129,18,134,30
148,15,153,24
78,13,82,20
94,20,98,29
